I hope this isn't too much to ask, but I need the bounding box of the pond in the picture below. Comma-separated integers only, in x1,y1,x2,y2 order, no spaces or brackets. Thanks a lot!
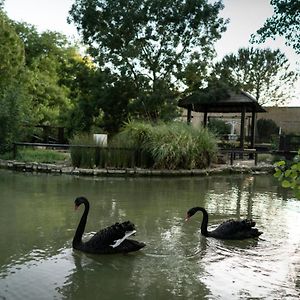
0,169,300,299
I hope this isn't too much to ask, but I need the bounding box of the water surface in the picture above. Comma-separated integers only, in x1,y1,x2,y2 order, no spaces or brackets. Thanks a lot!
0,170,299,299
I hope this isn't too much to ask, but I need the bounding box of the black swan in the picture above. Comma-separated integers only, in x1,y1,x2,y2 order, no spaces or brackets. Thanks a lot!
185,207,262,240
72,196,145,254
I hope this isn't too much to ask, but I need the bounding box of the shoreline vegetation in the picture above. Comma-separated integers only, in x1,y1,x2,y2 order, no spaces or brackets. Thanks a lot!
0,122,278,177
0,159,274,177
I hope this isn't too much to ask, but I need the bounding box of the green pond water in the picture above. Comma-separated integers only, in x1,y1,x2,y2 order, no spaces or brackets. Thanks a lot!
0,169,300,299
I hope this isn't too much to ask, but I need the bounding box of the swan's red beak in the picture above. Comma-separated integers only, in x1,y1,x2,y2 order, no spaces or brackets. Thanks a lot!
185,215,190,222
74,204,79,211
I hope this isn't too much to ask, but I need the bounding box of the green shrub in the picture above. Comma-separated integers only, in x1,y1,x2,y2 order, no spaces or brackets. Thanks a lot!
257,119,279,142
257,153,276,163
208,119,231,136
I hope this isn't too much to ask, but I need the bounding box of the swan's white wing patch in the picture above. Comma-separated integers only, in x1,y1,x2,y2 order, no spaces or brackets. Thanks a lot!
110,230,136,248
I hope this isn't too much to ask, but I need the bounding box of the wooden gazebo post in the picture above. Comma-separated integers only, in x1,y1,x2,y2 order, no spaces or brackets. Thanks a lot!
240,106,246,149
203,111,208,127
187,107,192,124
250,110,256,149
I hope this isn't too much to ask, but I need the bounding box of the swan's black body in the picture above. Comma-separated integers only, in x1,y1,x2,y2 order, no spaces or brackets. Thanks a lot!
186,207,262,240
73,196,145,254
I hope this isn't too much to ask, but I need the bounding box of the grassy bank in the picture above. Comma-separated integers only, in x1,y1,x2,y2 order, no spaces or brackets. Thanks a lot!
0,148,70,164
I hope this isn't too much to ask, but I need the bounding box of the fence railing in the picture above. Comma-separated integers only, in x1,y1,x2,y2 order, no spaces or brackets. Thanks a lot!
13,142,299,168
279,134,300,152
220,149,298,165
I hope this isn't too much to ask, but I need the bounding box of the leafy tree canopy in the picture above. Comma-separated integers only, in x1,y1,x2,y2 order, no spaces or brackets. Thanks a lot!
0,12,24,85
178,53,211,94
252,0,300,54
13,21,72,66
212,47,298,106
7,21,95,133
68,0,227,120
0,11,27,152
10,22,79,126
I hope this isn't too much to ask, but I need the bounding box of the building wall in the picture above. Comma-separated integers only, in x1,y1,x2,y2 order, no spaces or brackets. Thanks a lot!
257,107,300,134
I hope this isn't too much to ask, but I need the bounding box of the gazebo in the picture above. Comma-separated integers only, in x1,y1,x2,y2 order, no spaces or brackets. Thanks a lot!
178,89,266,150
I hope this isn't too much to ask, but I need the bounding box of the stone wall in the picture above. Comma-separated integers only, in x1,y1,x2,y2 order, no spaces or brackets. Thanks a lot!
0,159,273,177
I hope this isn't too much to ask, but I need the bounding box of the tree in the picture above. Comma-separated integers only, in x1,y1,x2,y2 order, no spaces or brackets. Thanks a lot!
0,13,24,84
212,47,298,106
68,0,227,120
13,22,71,66
14,20,133,135
252,0,300,54
0,11,26,152
178,53,211,95
23,56,72,126
63,62,108,134
12,22,85,129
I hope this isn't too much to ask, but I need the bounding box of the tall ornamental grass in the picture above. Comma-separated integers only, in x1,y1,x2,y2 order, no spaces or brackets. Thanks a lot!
110,121,154,168
114,120,218,169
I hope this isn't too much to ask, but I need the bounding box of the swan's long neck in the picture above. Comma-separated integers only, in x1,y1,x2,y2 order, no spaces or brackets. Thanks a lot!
196,207,209,236
72,201,89,248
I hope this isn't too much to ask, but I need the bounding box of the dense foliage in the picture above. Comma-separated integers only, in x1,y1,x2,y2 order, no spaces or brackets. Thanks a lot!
13,22,80,128
0,11,26,152
252,0,300,54
0,11,101,148
274,150,300,199
68,0,227,120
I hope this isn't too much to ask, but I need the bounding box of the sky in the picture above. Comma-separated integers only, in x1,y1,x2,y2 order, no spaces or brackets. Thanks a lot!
3,0,300,106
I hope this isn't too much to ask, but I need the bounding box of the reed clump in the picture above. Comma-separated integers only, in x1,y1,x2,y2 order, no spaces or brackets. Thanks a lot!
114,120,218,169
70,121,218,169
